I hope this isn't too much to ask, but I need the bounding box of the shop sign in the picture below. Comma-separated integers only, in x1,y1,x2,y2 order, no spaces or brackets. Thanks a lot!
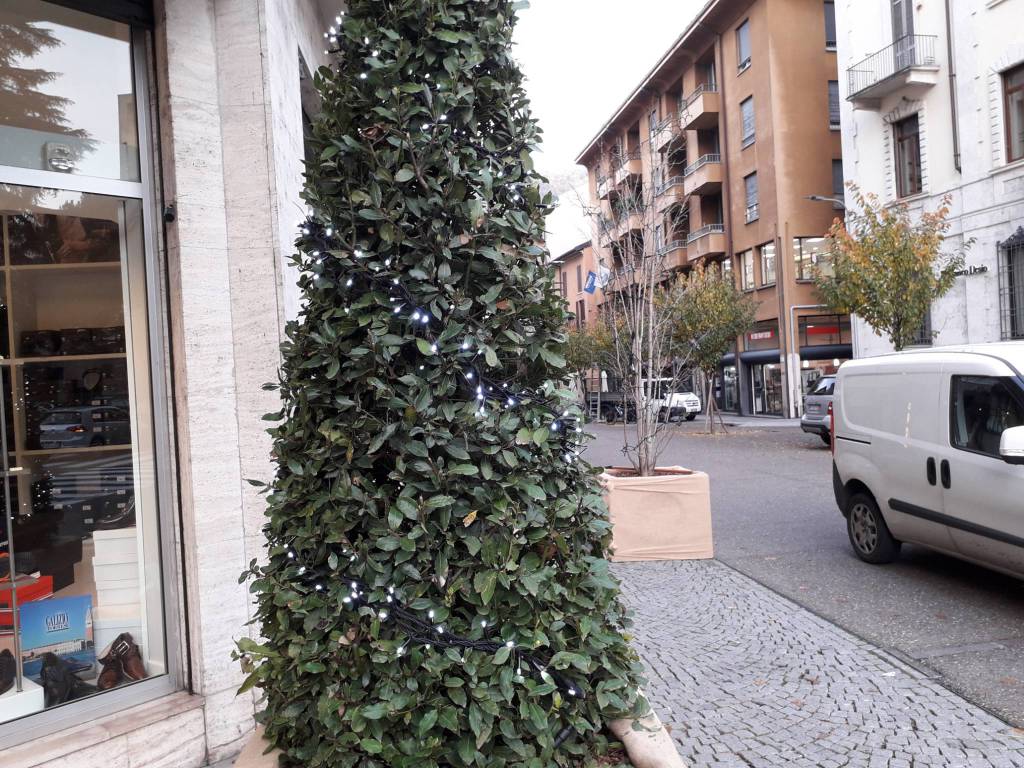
748,329,774,341
584,271,597,294
954,265,988,277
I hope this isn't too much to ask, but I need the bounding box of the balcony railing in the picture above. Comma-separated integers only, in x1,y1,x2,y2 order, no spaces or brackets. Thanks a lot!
683,83,718,108
611,147,641,170
684,153,721,177
847,34,938,99
687,223,725,243
657,239,687,255
656,176,686,196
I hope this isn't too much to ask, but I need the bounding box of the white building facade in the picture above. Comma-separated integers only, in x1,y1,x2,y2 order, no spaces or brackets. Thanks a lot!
836,0,1024,356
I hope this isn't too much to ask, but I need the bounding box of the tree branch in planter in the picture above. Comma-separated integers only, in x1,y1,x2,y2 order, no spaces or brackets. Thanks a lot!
580,129,695,476
814,184,969,352
234,2,657,766
664,263,758,435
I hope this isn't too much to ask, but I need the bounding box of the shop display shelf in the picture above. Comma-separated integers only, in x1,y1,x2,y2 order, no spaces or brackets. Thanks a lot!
0,353,127,366
5,262,120,272
11,444,133,458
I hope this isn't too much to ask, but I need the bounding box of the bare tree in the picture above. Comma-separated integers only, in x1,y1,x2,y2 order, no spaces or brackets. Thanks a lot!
579,121,694,476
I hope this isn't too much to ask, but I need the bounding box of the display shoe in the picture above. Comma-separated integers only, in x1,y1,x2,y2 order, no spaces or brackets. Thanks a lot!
40,653,97,707
0,649,15,696
97,659,123,691
93,501,136,531
98,633,146,682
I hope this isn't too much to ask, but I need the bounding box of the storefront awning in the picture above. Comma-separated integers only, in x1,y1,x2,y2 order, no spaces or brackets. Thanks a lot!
49,0,154,27
739,349,781,365
799,343,852,362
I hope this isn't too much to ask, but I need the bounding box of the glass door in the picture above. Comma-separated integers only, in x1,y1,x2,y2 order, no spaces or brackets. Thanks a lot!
0,0,168,730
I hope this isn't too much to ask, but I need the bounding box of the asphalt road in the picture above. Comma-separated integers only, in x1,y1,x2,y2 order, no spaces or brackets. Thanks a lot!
585,419,1024,729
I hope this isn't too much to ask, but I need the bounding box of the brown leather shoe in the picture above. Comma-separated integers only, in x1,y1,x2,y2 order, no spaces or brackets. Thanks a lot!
97,660,122,690
98,633,146,682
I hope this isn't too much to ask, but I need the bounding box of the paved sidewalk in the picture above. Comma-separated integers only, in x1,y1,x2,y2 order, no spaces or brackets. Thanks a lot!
615,560,1024,768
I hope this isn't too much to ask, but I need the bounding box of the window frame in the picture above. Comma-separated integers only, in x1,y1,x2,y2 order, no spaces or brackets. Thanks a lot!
949,375,1024,460
736,19,752,72
744,172,759,223
738,249,755,291
828,80,841,130
1004,63,1024,164
894,113,923,198
824,0,837,50
0,20,183,748
740,96,756,147
793,236,829,281
759,241,776,286
832,159,845,200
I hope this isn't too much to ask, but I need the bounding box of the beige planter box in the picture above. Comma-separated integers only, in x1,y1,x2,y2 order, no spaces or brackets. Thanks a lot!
601,467,713,562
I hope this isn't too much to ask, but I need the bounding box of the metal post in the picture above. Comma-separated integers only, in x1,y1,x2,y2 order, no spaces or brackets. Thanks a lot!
0,370,24,692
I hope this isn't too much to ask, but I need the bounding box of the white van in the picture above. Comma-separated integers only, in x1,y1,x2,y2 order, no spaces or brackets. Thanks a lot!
831,343,1024,578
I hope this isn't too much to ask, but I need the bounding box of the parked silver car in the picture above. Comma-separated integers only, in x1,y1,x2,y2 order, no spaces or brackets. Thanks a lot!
801,374,835,444
39,406,132,449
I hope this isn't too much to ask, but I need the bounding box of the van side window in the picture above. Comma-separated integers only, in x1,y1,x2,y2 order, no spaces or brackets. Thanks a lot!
950,376,1024,457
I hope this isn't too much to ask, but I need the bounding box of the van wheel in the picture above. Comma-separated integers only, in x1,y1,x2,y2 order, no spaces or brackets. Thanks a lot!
820,433,831,445
846,493,900,564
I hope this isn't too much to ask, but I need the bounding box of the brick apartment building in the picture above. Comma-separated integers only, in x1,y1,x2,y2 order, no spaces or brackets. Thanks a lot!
553,241,602,329
577,0,851,417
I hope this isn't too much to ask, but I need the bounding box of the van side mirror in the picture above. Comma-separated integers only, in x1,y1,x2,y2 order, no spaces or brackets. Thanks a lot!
1000,426,1024,465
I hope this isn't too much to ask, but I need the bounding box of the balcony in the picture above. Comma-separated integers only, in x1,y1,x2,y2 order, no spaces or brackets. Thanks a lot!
653,116,685,153
680,85,720,131
596,173,613,200
683,154,722,197
613,211,643,240
657,239,689,270
597,216,615,247
655,176,687,213
847,35,939,109
686,224,726,261
613,148,642,186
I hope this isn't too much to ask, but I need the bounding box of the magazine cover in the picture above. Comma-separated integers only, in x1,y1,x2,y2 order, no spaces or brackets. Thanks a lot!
20,595,95,681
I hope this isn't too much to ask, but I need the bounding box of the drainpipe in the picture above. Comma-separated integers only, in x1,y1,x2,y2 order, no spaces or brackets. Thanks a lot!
944,0,961,172
788,303,827,418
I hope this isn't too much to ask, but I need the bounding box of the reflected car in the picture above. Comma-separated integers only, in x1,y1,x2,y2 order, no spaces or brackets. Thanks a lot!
39,407,131,449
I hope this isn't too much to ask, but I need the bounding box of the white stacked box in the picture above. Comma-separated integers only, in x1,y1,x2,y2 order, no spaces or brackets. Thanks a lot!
92,528,142,653
0,678,44,721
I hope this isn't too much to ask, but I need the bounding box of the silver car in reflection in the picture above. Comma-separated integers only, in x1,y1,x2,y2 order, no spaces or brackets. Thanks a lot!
39,406,131,449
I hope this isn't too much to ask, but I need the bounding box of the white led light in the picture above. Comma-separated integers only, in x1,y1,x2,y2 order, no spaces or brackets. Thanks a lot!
428,610,435,619
360,73,368,79
505,640,515,648
315,584,324,591
346,278,353,287
342,596,351,603
480,620,488,628
430,344,438,353
378,610,388,620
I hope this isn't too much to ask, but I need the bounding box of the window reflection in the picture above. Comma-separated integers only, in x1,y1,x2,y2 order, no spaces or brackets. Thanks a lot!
0,1,139,181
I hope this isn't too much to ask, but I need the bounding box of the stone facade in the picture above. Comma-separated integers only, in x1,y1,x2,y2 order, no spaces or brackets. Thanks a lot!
836,0,1024,356
3,1,333,766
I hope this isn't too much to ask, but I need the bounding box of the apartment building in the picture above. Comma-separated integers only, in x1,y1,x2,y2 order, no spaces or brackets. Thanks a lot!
553,241,603,329
836,0,1024,355
577,0,849,418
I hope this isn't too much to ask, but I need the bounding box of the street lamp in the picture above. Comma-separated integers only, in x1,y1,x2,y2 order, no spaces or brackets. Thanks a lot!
805,194,846,210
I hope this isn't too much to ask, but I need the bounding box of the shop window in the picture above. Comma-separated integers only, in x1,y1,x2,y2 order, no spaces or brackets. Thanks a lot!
0,1,168,733
736,19,751,71
759,242,776,286
794,236,829,281
740,97,755,147
1005,63,1024,164
738,250,754,291
746,320,779,351
894,114,922,198
799,314,852,346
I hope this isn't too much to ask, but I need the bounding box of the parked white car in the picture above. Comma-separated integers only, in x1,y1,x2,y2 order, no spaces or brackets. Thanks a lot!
831,343,1024,578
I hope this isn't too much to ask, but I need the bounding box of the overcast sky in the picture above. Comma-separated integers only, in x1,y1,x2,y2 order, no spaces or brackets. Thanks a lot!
512,0,704,255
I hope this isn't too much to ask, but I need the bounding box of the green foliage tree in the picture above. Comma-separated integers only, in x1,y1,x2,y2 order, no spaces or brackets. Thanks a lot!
815,186,966,351
238,2,645,766
664,263,757,434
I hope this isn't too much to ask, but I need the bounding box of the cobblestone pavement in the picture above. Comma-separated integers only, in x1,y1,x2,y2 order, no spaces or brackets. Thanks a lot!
615,560,1024,768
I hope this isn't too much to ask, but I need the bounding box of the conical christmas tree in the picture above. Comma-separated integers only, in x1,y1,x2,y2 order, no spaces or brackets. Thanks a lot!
240,2,646,765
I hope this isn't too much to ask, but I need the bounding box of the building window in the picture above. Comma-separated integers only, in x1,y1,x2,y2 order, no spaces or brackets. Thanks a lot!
576,264,583,292
832,159,845,200
798,314,852,346
1005,63,1024,164
736,20,752,71
575,299,587,328
740,97,755,147
0,0,170,732
909,307,933,346
999,229,1024,340
894,114,922,198
738,250,755,290
828,81,841,130
559,270,568,297
794,236,829,280
744,173,759,223
824,1,837,49
722,257,733,282
759,242,776,285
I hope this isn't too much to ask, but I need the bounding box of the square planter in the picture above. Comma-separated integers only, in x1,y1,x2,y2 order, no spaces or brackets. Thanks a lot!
600,467,713,562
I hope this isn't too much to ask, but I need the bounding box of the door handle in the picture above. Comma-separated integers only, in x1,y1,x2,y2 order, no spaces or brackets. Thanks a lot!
940,459,951,489
926,457,936,486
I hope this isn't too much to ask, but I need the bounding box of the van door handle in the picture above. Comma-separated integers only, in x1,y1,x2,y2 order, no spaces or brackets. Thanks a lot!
940,459,951,489
926,457,936,486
